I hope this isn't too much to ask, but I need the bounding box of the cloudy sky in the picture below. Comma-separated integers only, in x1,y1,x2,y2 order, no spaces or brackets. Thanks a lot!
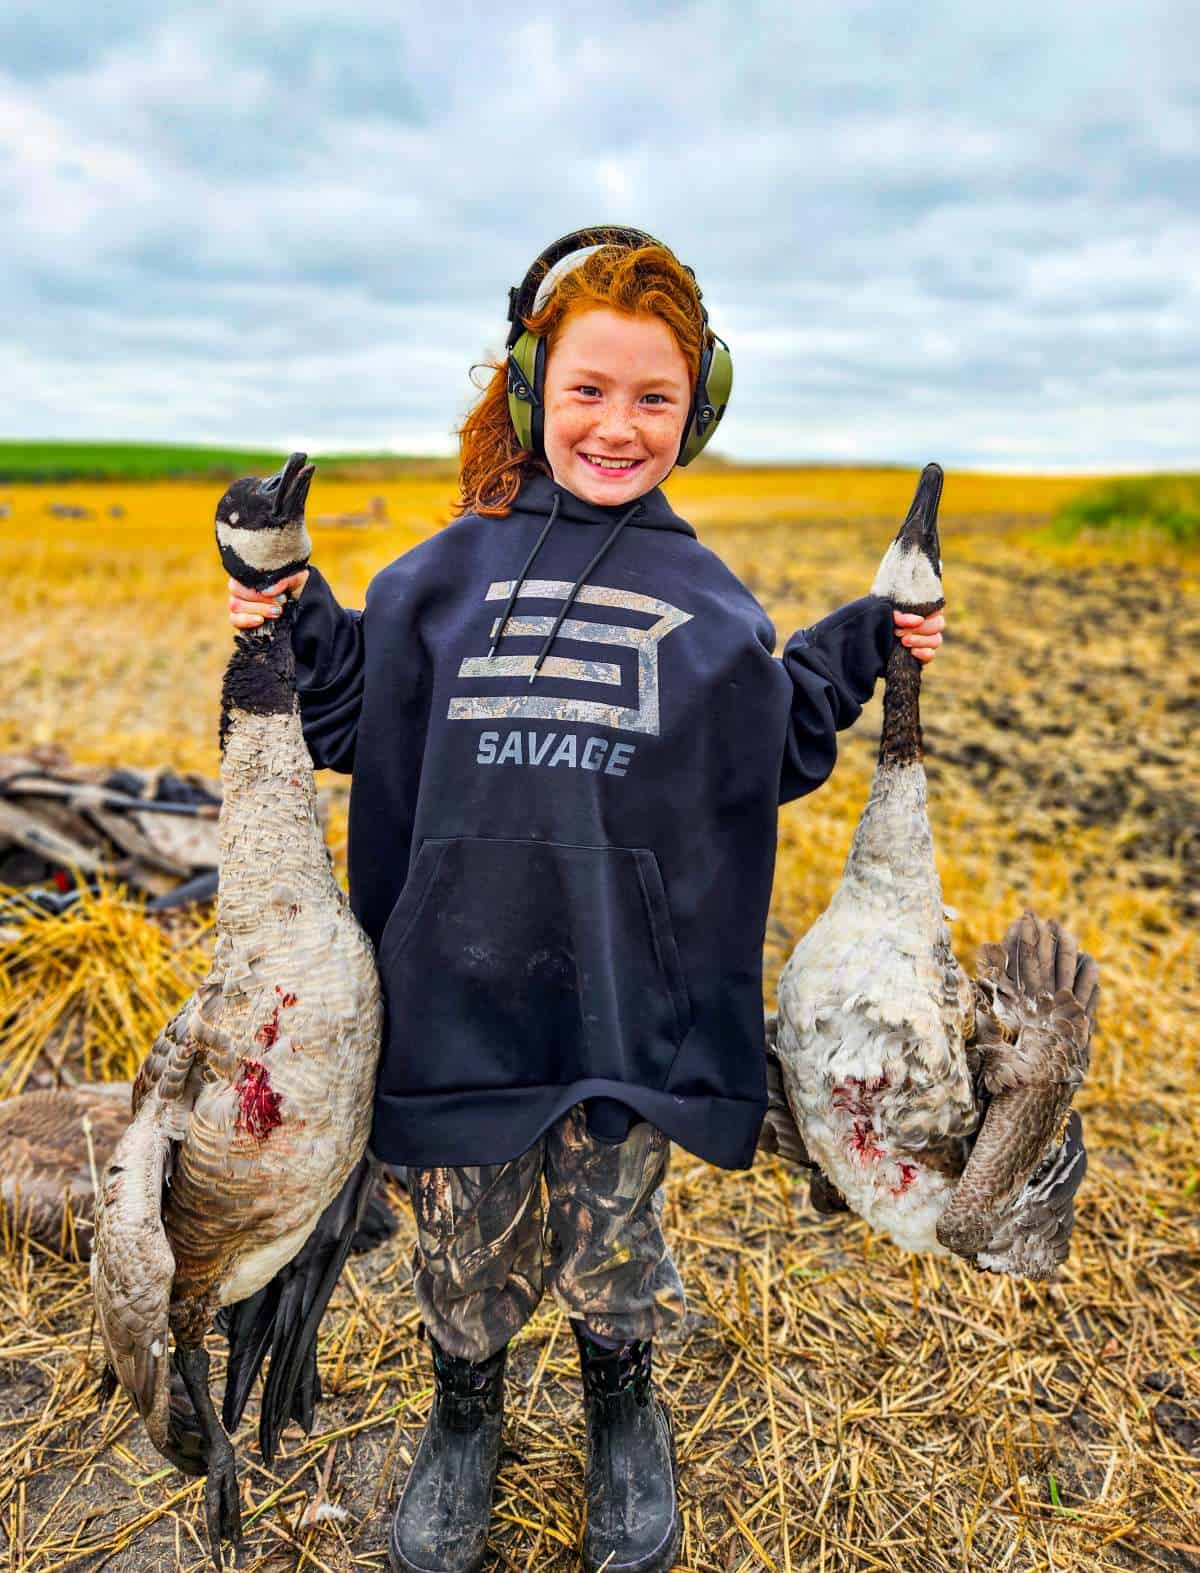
3,1,1197,469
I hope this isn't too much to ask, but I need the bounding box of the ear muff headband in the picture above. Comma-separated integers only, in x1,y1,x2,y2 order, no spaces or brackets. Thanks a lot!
504,225,732,469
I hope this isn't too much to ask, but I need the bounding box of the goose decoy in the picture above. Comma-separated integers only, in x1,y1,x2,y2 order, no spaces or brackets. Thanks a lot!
772,465,1098,1279
0,1084,130,1258
92,454,384,1568
0,1082,398,1265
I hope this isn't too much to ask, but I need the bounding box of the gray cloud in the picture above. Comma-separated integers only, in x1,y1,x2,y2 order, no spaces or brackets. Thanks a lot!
1,0,1197,467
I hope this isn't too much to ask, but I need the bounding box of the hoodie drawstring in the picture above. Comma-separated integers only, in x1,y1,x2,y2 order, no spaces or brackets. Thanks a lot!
528,498,644,682
487,490,645,683
488,489,562,658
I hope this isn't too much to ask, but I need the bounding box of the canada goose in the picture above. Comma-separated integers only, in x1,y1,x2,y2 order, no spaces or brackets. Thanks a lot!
92,454,383,1568
0,1083,398,1264
773,466,1097,1278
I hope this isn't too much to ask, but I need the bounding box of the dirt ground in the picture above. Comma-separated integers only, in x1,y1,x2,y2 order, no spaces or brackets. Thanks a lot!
0,471,1196,1570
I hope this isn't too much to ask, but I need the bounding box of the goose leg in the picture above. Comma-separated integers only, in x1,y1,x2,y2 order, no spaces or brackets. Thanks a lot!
174,1344,244,1569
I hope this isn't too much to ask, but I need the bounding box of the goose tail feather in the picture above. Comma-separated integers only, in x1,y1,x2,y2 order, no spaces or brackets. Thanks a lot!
217,1156,380,1463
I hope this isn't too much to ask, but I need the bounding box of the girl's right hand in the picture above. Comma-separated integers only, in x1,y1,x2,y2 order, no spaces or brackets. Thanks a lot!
228,570,310,629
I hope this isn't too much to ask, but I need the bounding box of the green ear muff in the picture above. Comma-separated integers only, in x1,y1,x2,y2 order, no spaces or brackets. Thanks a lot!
676,332,733,468
506,329,544,456
504,225,732,466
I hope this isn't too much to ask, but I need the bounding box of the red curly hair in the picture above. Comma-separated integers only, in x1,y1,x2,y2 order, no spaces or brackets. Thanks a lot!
455,243,708,518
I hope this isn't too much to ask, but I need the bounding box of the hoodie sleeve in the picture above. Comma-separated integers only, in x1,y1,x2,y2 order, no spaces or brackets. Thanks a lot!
778,594,895,804
291,564,365,773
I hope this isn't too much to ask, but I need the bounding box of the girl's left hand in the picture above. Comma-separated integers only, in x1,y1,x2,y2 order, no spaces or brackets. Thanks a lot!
893,608,945,663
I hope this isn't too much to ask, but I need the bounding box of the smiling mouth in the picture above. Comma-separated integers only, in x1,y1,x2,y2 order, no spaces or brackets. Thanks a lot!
579,453,645,473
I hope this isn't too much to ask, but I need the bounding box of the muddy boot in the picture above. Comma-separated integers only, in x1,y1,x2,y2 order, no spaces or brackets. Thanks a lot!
573,1323,680,1573
388,1337,506,1573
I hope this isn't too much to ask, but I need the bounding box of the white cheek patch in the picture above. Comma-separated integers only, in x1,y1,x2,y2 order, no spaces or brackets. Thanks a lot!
217,518,312,572
871,540,943,605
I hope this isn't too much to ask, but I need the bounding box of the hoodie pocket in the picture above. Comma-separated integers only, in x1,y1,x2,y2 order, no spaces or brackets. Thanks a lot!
376,836,691,1098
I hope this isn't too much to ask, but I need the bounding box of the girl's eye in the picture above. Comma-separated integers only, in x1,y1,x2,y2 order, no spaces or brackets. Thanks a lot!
572,386,670,404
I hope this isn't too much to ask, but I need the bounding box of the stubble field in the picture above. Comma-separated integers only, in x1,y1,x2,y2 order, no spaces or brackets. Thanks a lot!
0,465,1196,1571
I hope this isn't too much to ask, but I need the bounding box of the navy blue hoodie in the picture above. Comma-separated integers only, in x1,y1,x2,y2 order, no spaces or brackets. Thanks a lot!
292,470,895,1171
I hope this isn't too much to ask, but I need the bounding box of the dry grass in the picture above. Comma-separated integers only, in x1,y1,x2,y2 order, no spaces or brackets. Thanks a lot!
0,466,1196,1570
0,881,212,1099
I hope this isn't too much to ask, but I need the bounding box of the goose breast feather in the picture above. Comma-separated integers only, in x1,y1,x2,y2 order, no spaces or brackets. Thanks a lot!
776,762,980,1253
163,902,379,1325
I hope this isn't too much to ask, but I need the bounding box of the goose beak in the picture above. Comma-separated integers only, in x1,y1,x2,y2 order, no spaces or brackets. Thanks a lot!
869,462,946,605
259,452,316,521
894,462,943,578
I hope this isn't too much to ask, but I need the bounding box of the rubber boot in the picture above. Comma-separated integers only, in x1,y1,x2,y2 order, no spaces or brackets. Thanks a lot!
573,1323,680,1573
388,1337,506,1573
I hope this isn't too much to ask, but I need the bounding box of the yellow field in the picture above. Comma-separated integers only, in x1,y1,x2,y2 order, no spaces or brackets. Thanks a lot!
0,468,1196,1571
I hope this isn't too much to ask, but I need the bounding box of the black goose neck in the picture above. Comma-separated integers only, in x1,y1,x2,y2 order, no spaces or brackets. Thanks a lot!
218,599,297,754
879,596,942,769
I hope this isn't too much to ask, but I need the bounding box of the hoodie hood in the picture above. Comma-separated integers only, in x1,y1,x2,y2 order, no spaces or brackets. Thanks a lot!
510,471,697,537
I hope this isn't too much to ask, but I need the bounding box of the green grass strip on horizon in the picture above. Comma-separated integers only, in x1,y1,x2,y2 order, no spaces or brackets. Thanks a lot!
0,441,417,483
1051,474,1200,544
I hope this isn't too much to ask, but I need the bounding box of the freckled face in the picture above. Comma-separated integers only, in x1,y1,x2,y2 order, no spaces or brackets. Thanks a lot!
541,307,692,506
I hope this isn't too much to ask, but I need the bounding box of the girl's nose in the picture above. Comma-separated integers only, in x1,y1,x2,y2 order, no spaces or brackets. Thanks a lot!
592,403,638,442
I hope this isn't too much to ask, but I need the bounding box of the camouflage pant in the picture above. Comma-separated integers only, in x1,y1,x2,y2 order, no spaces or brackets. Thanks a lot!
408,1105,686,1363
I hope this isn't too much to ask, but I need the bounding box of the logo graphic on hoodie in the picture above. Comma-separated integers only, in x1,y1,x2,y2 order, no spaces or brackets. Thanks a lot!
447,578,693,737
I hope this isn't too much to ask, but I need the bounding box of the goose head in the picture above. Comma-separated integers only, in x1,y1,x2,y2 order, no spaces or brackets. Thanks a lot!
870,463,944,612
871,464,944,771
215,451,315,592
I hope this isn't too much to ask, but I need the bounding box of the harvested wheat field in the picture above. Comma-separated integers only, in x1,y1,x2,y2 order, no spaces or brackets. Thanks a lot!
0,465,1196,1572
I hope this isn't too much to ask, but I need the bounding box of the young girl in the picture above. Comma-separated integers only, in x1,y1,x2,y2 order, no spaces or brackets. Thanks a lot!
228,227,944,1573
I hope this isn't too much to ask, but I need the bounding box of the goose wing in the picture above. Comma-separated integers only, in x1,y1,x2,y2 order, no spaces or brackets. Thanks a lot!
936,911,1097,1263
92,1009,198,1454
758,1016,853,1215
219,1154,380,1463
129,996,199,1115
758,1013,814,1169
975,1110,1087,1279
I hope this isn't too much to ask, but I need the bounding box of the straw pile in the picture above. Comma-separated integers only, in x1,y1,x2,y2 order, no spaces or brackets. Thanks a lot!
0,880,211,1098
0,470,1195,1570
